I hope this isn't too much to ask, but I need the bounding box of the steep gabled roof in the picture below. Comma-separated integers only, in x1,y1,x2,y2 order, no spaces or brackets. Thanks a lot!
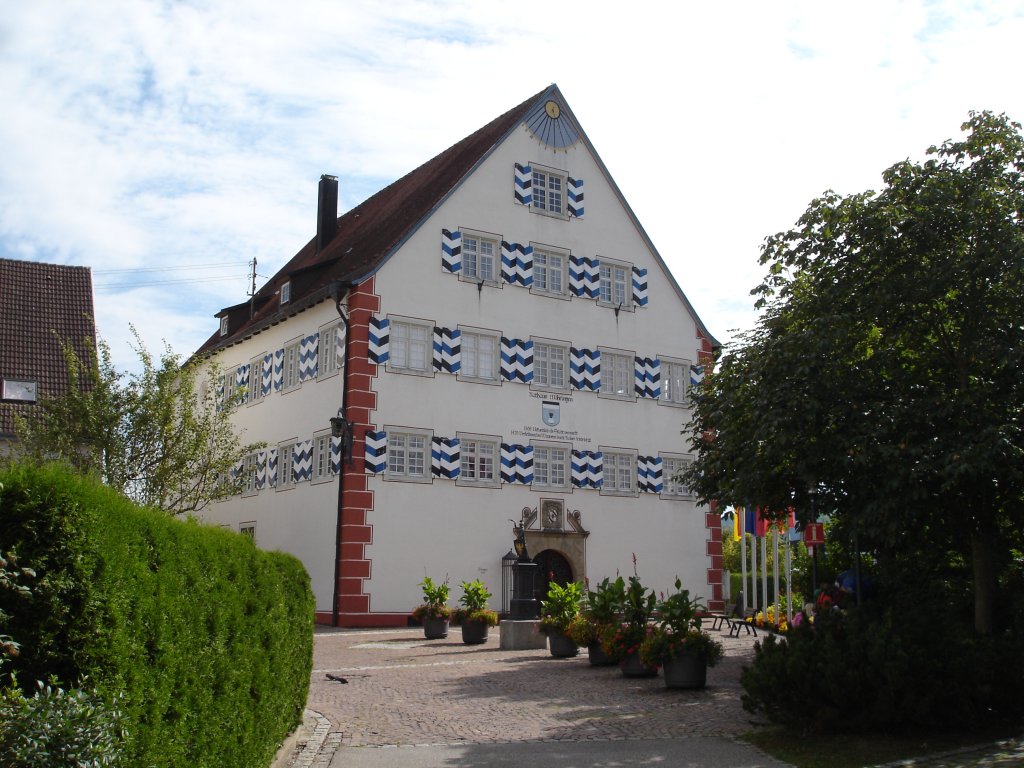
196,83,718,356
0,257,96,437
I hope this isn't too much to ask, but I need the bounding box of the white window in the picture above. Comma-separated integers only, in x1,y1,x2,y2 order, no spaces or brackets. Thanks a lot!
532,246,566,296
2,379,38,403
602,451,636,496
318,323,342,379
662,455,693,498
532,168,565,217
219,316,229,336
217,373,237,412
242,451,259,495
660,359,692,406
239,522,256,539
277,441,296,489
600,351,634,399
389,320,431,373
462,232,497,283
248,355,265,403
533,341,568,390
533,444,569,490
280,281,291,304
457,434,500,487
387,430,431,482
313,432,333,482
282,339,301,391
459,329,499,382
599,260,631,308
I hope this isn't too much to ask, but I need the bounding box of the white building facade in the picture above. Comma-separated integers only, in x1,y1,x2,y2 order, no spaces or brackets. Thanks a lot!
196,86,723,626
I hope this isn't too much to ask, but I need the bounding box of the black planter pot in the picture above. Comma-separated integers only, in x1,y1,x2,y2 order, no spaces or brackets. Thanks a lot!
662,653,707,689
619,650,658,678
422,616,449,640
587,642,617,666
548,633,579,658
460,620,491,645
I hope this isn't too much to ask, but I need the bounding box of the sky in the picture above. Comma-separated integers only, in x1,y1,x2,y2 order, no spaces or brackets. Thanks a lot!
3,1,1024,373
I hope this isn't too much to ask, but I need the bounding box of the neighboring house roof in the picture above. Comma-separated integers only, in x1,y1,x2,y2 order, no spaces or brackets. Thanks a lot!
0,257,96,438
196,83,718,357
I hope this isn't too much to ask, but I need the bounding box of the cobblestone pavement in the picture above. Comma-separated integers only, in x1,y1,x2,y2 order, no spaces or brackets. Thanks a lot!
286,626,1024,767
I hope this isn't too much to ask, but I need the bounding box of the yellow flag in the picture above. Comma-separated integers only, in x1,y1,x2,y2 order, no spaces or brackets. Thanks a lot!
733,509,741,541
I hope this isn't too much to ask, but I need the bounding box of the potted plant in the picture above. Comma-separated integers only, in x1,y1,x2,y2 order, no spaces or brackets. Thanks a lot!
600,572,657,677
569,576,625,666
411,576,451,639
451,578,499,645
638,578,724,689
539,580,584,657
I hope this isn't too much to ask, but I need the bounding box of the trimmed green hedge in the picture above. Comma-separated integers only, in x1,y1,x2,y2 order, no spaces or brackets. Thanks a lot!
0,462,314,768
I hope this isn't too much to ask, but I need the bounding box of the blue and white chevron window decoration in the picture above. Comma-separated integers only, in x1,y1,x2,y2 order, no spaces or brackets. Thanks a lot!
500,443,534,484
267,447,278,488
431,437,460,480
260,353,273,397
501,242,534,287
330,436,343,475
500,338,534,383
298,333,318,381
571,450,603,489
231,458,243,480
569,255,599,298
567,176,584,218
514,163,532,206
634,357,661,399
690,364,705,391
293,440,313,483
364,430,387,474
235,364,250,404
569,347,601,391
631,267,649,307
432,327,461,374
637,456,664,494
368,316,390,365
255,450,268,490
441,228,462,274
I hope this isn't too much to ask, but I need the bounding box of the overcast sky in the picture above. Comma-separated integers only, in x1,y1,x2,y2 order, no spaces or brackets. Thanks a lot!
3,1,1023,372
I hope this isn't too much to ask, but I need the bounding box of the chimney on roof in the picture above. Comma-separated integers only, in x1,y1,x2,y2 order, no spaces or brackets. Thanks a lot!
317,174,339,253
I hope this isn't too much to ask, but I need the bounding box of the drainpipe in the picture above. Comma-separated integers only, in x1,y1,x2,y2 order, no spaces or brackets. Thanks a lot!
331,280,354,627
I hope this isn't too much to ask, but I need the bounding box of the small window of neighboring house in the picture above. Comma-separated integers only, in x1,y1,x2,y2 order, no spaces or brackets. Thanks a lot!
601,450,637,496
457,433,500,488
660,358,692,406
599,349,634,400
532,443,569,491
219,316,229,337
533,340,569,390
387,319,432,375
277,440,296,489
2,379,37,403
242,451,260,496
531,245,567,297
598,259,632,309
661,455,693,498
280,281,291,304
461,231,499,284
532,167,566,218
318,323,342,380
386,429,432,483
239,522,256,539
248,355,265,403
282,339,301,391
458,328,500,383
312,431,333,483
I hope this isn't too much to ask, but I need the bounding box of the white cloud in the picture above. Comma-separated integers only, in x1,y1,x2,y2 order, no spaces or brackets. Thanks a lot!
2,0,1024,369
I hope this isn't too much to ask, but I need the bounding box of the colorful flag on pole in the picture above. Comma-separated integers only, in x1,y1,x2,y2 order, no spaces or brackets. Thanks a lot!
733,509,740,541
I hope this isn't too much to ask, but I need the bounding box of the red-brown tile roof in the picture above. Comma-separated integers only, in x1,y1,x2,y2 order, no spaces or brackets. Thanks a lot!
195,85,553,356
0,257,96,437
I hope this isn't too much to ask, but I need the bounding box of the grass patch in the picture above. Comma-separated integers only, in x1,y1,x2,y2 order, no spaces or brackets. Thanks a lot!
743,724,1022,768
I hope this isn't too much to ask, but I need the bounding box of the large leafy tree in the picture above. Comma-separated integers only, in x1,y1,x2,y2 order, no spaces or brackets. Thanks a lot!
14,330,256,513
686,111,1024,635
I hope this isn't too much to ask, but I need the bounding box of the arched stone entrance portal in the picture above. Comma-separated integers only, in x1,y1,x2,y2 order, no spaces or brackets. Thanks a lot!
533,549,573,603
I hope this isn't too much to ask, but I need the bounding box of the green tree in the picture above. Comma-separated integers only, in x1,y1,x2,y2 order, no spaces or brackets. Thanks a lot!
14,330,257,513
686,111,1024,635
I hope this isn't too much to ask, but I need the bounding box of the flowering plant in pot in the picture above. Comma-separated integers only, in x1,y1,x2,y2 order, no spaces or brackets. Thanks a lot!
411,576,451,639
569,576,625,665
638,578,723,688
451,579,498,644
599,572,657,675
539,580,583,657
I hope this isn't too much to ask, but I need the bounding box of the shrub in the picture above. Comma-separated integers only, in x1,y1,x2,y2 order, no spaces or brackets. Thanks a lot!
0,462,314,768
411,576,451,621
451,579,498,626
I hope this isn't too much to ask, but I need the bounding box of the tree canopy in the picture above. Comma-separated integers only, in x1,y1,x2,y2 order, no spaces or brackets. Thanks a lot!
14,330,256,514
686,111,1024,635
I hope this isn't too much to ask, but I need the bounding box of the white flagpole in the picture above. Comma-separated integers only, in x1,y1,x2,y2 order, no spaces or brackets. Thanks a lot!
761,532,768,616
740,509,748,613
773,527,780,626
785,532,793,624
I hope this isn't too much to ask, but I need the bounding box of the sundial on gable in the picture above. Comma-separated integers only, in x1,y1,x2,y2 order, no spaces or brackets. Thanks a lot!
524,98,581,149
